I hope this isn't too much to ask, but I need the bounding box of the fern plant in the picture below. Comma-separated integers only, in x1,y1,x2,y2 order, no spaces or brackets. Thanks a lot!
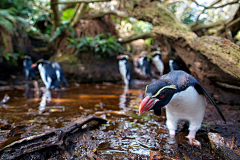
0,8,16,34
67,33,123,57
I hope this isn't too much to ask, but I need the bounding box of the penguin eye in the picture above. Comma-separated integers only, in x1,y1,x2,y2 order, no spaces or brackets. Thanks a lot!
159,94,164,98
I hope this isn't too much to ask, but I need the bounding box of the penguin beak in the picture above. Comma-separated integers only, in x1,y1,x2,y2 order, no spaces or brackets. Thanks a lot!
117,55,121,59
31,64,37,68
139,96,159,114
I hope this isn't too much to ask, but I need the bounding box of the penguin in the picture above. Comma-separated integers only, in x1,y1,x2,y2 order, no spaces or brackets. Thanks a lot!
51,61,69,86
138,51,152,77
117,55,133,87
31,59,61,89
23,55,35,80
151,51,164,76
139,70,225,146
169,57,191,74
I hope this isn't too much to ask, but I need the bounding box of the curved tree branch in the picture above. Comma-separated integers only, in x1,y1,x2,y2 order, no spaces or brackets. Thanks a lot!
81,10,128,19
69,3,88,28
118,32,156,44
54,0,110,5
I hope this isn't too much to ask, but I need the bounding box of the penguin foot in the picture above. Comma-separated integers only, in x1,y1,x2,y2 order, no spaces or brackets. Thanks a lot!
185,136,201,147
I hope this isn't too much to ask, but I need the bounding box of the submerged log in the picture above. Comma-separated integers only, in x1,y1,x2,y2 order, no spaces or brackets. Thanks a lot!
0,115,107,160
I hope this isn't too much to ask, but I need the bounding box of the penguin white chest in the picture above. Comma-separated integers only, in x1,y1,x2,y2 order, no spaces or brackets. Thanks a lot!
118,61,126,76
38,64,51,89
166,86,206,122
118,60,129,85
153,56,164,75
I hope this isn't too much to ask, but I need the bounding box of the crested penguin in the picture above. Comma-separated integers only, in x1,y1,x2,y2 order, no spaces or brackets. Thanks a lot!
151,51,164,76
139,70,225,146
23,55,35,80
117,55,133,87
31,59,61,89
138,51,152,77
51,61,69,86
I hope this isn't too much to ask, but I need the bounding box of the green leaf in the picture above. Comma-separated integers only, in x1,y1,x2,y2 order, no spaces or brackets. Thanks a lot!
0,17,14,34
49,26,66,42
61,8,75,21
95,47,100,53
77,42,86,49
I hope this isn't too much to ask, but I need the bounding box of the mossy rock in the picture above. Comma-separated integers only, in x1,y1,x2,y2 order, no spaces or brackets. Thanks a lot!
50,52,122,83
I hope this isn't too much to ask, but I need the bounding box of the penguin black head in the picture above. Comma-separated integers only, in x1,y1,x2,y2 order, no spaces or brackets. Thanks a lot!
139,80,176,115
117,55,129,60
31,59,49,68
22,55,31,60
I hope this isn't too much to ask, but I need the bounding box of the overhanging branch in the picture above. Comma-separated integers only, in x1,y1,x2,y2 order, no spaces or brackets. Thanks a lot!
54,0,110,5
118,32,156,44
69,3,88,28
81,10,128,19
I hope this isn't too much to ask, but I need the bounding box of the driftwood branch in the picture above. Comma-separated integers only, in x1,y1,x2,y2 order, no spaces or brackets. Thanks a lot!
82,10,128,19
118,32,156,44
0,115,107,160
55,0,110,5
208,132,240,160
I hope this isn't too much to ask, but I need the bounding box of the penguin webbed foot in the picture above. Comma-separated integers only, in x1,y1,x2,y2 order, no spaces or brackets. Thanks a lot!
186,130,201,147
186,136,201,147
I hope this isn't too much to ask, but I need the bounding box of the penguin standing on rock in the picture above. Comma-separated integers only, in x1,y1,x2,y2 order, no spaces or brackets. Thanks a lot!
51,61,69,86
117,55,133,87
139,70,225,146
31,59,61,89
151,51,164,76
22,55,35,80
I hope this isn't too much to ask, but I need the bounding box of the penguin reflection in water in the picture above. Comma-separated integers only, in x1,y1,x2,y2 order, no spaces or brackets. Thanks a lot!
139,70,226,146
31,59,62,89
117,54,133,87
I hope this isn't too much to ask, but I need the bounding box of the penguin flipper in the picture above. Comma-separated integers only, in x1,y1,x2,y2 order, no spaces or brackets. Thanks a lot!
195,83,226,122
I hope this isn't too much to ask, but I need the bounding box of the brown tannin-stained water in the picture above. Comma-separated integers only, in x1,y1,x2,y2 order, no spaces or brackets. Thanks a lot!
0,82,239,159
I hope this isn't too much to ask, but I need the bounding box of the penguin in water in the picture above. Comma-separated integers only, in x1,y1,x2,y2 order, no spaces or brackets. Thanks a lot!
51,61,69,86
117,54,133,87
139,70,225,146
22,55,35,80
138,51,152,77
151,51,164,76
31,59,61,89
